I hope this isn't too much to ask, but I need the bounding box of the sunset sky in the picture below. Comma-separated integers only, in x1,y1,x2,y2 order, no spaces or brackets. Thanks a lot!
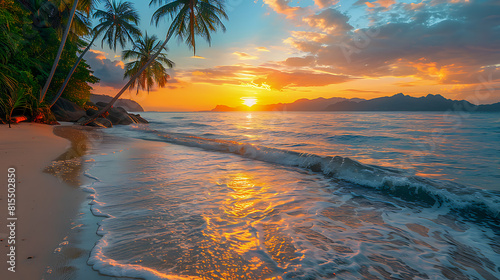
85,0,500,111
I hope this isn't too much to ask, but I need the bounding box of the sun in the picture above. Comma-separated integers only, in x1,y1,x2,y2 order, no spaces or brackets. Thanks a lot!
241,97,257,107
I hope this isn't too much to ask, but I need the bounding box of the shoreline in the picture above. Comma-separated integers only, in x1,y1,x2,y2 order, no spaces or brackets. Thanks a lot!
0,123,92,279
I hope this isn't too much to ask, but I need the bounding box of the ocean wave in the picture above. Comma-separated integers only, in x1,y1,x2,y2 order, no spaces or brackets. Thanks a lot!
126,126,500,220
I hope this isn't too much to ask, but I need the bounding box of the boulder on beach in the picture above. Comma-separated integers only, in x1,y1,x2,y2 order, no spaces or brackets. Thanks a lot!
95,117,113,128
90,94,144,112
52,97,149,126
86,118,113,128
106,106,134,125
51,97,87,122
129,113,149,124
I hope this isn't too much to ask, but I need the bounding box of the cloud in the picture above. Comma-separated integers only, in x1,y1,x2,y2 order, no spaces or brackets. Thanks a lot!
256,47,270,52
314,0,340,9
355,0,396,8
233,51,258,60
262,0,308,19
284,0,500,86
85,50,126,89
283,56,316,67
186,64,352,90
253,71,351,90
342,89,383,94
303,8,353,35
89,49,107,60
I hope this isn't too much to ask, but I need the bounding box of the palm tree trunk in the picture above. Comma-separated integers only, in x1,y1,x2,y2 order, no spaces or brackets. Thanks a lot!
190,0,195,55
39,0,79,103
82,31,175,125
49,35,97,108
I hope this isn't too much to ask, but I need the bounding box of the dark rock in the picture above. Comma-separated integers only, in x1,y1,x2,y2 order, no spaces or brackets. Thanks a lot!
87,119,108,128
96,118,113,128
86,108,98,116
106,107,135,125
90,94,144,112
76,116,88,124
111,106,128,114
85,101,97,107
130,113,149,123
51,97,87,122
95,102,108,108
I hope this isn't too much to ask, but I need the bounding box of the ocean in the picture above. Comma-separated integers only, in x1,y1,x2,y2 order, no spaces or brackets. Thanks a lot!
60,112,500,279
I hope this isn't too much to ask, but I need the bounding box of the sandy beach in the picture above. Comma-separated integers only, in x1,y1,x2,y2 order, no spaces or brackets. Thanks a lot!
0,123,88,279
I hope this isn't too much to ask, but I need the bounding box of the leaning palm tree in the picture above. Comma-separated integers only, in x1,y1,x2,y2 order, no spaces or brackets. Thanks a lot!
37,0,101,103
0,22,17,96
39,0,79,103
123,33,174,94
49,0,141,107
83,0,227,125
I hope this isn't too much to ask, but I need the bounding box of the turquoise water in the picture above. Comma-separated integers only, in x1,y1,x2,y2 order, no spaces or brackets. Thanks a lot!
77,112,499,279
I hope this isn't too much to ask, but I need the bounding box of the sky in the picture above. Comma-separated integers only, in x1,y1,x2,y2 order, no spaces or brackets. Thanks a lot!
84,0,500,111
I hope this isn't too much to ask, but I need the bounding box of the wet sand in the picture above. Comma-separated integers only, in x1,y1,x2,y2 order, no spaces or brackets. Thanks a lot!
0,123,92,279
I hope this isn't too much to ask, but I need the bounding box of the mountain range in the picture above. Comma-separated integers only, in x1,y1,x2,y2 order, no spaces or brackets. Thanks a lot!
211,93,500,112
212,97,364,112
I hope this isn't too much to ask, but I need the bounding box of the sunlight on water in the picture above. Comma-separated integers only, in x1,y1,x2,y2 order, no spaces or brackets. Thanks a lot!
63,112,500,279
133,112,500,190
83,132,500,280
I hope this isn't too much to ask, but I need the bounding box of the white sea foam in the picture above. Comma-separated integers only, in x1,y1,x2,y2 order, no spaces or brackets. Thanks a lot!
129,127,500,219
80,112,500,280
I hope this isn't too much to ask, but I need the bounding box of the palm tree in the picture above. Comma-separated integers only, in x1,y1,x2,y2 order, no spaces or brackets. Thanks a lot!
123,33,174,94
93,0,141,51
0,21,17,96
49,0,141,107
83,0,227,125
39,0,79,103
37,0,103,103
15,0,92,40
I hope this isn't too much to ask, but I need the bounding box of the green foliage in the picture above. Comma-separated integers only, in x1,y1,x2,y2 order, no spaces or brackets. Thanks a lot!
0,90,34,128
0,0,100,122
150,0,228,55
45,40,100,107
93,0,142,51
123,33,174,93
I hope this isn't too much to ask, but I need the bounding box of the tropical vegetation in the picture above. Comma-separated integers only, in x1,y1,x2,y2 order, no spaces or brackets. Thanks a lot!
123,33,174,94
0,0,228,127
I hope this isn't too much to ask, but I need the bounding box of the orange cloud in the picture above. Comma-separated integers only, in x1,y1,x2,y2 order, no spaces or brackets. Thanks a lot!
364,0,395,8
186,64,352,90
89,49,107,60
290,31,328,43
115,61,125,69
256,47,270,52
303,8,353,35
233,52,258,60
262,0,307,19
314,0,340,9
283,56,316,67
375,0,396,8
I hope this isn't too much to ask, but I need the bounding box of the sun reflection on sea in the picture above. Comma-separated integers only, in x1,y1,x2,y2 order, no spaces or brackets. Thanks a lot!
194,174,291,279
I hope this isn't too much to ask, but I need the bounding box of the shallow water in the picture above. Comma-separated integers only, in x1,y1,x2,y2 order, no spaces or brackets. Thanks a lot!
79,112,499,279
138,112,500,190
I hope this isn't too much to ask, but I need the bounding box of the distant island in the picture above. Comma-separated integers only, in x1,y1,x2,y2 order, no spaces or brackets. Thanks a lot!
211,93,500,112
212,97,365,112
